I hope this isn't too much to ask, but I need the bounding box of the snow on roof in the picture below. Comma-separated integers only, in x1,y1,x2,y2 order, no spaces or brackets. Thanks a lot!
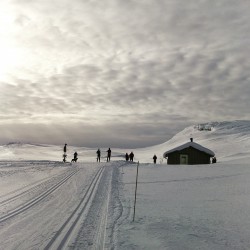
163,141,215,158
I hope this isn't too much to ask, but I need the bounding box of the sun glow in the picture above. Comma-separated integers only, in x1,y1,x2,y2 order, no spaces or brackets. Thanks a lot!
0,4,23,81
0,44,24,81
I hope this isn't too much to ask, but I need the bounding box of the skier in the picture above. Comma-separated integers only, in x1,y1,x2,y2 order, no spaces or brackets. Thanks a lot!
63,143,67,162
153,154,157,164
107,148,111,162
64,144,67,153
129,152,134,162
96,148,101,162
125,153,129,161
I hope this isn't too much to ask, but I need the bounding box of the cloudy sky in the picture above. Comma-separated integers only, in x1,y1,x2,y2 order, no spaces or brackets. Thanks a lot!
0,0,250,148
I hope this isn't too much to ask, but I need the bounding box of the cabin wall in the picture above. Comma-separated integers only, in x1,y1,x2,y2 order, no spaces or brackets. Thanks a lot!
167,147,211,164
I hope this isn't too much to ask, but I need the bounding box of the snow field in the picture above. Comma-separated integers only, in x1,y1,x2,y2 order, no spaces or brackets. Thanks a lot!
1,121,250,249
117,163,250,250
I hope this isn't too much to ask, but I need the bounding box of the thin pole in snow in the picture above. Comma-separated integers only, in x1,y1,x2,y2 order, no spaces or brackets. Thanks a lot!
133,161,139,222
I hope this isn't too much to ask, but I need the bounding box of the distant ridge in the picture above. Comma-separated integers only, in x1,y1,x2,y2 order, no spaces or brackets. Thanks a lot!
0,120,250,163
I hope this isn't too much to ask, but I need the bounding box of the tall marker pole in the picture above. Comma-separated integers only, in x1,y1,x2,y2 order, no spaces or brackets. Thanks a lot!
133,161,140,222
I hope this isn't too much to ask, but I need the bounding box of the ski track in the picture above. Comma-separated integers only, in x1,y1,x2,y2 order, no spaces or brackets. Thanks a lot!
0,168,73,206
44,165,105,250
0,168,78,223
45,162,126,250
109,163,132,250
0,161,126,249
71,165,115,250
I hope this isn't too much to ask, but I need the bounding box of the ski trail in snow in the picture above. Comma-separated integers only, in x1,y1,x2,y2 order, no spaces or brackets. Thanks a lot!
0,168,71,205
44,165,105,250
109,163,132,250
0,168,78,223
95,169,111,250
68,165,112,249
102,187,110,249
43,162,127,250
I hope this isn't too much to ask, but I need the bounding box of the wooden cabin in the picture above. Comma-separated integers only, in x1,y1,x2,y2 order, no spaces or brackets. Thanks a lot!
163,138,215,165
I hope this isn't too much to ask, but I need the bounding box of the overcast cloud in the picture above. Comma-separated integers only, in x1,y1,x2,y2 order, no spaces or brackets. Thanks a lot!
0,0,250,148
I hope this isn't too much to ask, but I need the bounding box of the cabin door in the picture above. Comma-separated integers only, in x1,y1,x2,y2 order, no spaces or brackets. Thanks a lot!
180,154,188,164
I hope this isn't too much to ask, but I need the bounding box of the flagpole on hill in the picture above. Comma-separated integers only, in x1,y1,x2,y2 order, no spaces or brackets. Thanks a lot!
133,161,140,222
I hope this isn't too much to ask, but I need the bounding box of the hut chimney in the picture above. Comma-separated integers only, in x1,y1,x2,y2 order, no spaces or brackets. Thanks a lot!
190,138,193,142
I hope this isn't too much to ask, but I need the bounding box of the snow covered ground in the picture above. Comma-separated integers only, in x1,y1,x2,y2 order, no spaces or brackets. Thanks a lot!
0,120,250,249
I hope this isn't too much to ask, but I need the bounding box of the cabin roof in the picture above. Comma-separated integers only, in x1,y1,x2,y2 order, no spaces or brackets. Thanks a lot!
163,141,215,158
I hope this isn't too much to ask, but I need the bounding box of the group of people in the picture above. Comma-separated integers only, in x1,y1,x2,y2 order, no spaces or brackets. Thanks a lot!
96,148,111,162
63,144,218,165
97,149,157,163
125,152,134,161
97,149,135,162
63,144,158,164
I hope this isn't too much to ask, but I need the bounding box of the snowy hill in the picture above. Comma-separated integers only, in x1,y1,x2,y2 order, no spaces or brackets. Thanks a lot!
171,120,250,162
126,120,250,163
1,120,250,163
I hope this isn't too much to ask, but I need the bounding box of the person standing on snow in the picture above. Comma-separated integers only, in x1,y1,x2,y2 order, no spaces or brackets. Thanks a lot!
129,152,134,162
153,154,157,164
125,153,129,161
212,156,217,163
73,151,78,162
96,148,101,162
63,143,67,162
107,148,111,162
